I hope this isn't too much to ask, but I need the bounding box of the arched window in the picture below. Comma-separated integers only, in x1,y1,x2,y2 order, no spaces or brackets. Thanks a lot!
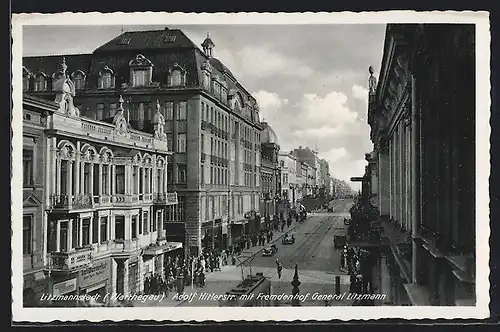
34,73,47,92
168,64,186,87
98,66,115,89
71,71,86,90
170,70,182,86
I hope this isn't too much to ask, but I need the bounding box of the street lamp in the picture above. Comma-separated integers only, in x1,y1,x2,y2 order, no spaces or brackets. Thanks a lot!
291,264,301,307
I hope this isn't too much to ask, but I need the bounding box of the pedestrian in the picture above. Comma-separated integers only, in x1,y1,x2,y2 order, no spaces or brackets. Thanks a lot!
276,259,283,279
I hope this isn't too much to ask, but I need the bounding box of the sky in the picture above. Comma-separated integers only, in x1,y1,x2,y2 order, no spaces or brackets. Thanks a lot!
23,24,387,190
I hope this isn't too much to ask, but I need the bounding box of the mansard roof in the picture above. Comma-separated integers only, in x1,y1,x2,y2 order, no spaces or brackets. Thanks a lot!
23,54,91,78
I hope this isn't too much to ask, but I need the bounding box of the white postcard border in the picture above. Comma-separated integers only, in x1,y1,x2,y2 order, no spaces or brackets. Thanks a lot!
11,11,491,322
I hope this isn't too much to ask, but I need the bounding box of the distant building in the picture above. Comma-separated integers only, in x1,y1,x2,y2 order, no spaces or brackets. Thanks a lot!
259,122,280,228
291,147,319,196
23,27,263,255
278,152,301,207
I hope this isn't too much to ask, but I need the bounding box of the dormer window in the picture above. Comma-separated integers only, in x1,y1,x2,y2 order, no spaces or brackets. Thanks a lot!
168,64,186,87
71,70,86,90
33,72,47,92
22,67,31,92
98,66,115,89
129,54,153,88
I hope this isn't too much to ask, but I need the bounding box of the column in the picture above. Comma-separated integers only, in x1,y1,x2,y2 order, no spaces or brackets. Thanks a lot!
68,218,73,250
75,142,81,196
90,162,94,197
110,215,115,241
89,215,93,244
80,161,85,195
142,167,146,195
56,221,61,252
98,164,103,196
163,166,168,193
124,165,129,195
160,170,164,195
97,215,101,244
111,165,116,195
68,161,73,199
56,159,61,195
125,215,131,240
51,137,57,196
110,259,118,298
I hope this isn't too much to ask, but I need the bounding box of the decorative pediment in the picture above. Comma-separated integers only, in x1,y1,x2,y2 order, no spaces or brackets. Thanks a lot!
98,64,114,76
169,63,186,73
23,193,42,207
129,54,153,67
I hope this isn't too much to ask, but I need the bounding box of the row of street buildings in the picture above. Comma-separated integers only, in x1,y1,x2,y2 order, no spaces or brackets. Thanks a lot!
350,24,475,306
20,28,332,306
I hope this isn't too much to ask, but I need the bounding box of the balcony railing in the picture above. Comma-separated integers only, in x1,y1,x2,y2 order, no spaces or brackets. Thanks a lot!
50,194,93,211
50,246,92,272
108,239,140,257
153,192,178,205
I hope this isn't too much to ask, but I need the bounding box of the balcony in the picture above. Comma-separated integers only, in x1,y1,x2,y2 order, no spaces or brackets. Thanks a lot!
93,195,112,207
50,246,92,272
153,192,178,205
49,194,92,211
48,112,167,152
108,239,140,258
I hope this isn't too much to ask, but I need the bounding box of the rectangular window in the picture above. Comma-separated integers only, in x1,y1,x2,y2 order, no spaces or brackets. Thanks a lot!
96,103,105,120
166,134,173,151
210,107,214,124
131,216,137,239
164,102,174,120
210,166,214,184
115,216,125,240
177,134,187,153
23,216,32,255
23,149,34,187
132,69,148,87
143,212,149,235
102,165,109,195
72,219,79,249
82,219,90,246
60,221,68,252
167,165,173,184
177,165,187,183
201,134,205,153
100,217,108,243
177,101,187,120
116,165,125,194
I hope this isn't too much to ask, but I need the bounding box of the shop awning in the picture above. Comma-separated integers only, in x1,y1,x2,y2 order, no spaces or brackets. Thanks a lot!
143,241,183,256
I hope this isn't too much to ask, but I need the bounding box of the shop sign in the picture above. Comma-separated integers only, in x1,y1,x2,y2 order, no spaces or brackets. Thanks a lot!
53,278,77,296
79,261,110,289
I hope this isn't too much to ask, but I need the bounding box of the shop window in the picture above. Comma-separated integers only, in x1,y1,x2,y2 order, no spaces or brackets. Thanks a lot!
23,215,32,255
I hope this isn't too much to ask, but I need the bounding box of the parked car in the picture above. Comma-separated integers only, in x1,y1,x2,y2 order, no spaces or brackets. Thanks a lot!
282,234,295,245
262,244,278,256
327,207,334,212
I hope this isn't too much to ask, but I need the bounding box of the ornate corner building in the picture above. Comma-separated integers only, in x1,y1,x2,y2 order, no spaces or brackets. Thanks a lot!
352,24,475,306
23,28,264,275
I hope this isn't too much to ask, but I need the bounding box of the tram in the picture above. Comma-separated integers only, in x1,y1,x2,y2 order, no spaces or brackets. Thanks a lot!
219,273,272,307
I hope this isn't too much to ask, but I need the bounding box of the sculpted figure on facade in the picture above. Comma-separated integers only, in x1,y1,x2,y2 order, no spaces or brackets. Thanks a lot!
113,95,130,136
53,57,80,117
152,99,167,140
368,66,377,95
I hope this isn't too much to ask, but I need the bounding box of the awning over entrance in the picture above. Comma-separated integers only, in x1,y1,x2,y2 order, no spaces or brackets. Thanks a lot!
143,241,183,257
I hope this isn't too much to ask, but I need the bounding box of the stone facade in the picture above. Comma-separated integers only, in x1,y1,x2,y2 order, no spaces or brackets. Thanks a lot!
363,24,476,306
